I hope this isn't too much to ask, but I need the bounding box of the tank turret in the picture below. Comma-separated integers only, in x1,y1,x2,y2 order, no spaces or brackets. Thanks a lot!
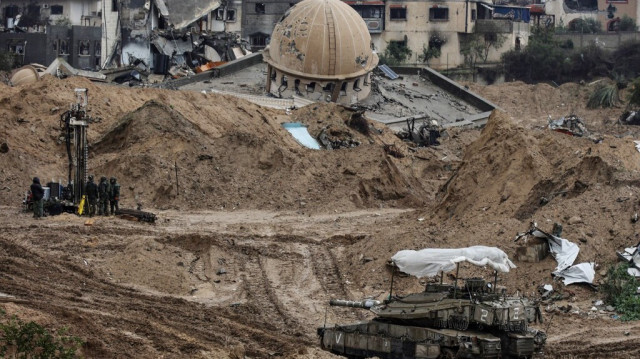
318,246,547,359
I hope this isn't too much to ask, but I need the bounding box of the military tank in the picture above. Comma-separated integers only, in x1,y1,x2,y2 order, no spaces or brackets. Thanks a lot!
318,246,546,359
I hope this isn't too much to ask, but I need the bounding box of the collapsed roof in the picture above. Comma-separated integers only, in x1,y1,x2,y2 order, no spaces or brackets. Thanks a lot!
153,0,221,30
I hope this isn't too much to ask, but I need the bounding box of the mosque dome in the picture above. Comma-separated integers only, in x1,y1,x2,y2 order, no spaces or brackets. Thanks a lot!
263,0,378,80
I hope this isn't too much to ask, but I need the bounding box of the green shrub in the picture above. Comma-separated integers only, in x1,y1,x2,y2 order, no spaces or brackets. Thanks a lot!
501,27,567,81
567,44,611,78
612,40,640,79
568,18,602,34
0,309,83,358
627,77,640,109
600,263,640,321
587,83,619,108
619,15,637,32
378,39,412,66
0,51,17,72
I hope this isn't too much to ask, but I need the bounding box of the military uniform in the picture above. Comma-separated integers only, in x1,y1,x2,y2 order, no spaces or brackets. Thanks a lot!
98,176,111,215
30,177,44,219
109,177,120,215
85,175,99,217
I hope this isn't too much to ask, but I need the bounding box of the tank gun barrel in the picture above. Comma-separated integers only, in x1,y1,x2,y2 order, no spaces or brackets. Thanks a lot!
330,299,381,309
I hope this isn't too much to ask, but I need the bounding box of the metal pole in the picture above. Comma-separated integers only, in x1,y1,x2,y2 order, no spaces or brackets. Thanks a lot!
175,160,179,196
388,266,395,300
493,271,498,293
453,263,459,298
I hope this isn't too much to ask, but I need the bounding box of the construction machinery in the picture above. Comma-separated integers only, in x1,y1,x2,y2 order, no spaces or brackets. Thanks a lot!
60,88,98,207
23,88,97,215
318,246,546,359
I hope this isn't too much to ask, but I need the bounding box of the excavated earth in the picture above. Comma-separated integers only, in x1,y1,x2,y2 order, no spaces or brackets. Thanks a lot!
1,75,640,358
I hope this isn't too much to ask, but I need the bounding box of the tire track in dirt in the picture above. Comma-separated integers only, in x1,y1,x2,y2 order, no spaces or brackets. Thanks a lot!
240,254,302,330
0,237,308,357
309,244,348,298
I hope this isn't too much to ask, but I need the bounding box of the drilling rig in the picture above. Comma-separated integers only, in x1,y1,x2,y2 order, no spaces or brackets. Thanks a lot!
59,88,99,210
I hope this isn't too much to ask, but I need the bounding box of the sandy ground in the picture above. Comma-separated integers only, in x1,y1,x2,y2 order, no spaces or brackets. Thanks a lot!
2,75,640,358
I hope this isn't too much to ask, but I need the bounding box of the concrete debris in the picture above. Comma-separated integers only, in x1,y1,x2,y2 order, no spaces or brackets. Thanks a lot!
620,111,640,125
153,0,221,30
46,58,106,82
617,242,640,277
317,128,360,150
539,284,554,299
548,114,589,137
10,58,107,86
396,117,442,147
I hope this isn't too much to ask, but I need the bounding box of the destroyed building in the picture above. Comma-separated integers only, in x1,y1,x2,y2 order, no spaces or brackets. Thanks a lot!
263,0,379,105
242,0,302,51
101,0,249,73
0,1,101,69
0,0,102,31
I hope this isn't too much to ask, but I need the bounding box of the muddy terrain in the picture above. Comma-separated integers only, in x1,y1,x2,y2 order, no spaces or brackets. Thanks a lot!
1,76,640,358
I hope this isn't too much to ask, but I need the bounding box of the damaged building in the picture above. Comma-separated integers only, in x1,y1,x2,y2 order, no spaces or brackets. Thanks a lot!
0,0,102,31
263,0,378,105
0,1,101,69
101,0,249,73
242,0,302,51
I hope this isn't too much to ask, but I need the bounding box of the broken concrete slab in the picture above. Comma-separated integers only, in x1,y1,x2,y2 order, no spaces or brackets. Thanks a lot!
45,57,106,82
154,0,221,30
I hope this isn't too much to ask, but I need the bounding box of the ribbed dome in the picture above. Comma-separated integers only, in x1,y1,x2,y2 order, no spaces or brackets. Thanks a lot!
263,0,378,80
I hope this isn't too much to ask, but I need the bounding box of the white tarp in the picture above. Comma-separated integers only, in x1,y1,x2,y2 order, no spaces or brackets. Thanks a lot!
517,224,593,285
553,262,595,285
529,228,579,272
391,246,516,278
282,123,320,150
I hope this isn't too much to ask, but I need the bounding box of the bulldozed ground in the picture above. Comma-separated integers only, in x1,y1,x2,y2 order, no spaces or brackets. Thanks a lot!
2,76,640,358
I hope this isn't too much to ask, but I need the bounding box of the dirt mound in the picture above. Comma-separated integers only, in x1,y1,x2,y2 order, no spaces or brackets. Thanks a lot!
0,76,449,212
438,110,640,221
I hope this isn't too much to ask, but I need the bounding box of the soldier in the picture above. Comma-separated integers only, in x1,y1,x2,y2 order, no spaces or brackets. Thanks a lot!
30,177,44,219
109,177,120,215
85,175,99,217
98,176,110,216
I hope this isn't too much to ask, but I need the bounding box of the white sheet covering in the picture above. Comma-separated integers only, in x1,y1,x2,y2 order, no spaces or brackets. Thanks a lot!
530,229,579,272
391,246,516,278
553,262,595,285
519,224,594,285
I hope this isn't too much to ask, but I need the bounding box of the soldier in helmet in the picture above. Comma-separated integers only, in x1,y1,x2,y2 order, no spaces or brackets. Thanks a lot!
30,177,44,219
84,175,99,217
98,176,110,216
109,177,120,215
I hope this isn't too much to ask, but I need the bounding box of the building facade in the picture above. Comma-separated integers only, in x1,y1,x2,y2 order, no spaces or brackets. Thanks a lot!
244,0,529,70
0,0,102,31
0,25,101,68
597,0,640,31
241,0,303,51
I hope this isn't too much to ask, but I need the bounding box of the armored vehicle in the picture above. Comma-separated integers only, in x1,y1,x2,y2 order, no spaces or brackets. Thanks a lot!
318,246,546,358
